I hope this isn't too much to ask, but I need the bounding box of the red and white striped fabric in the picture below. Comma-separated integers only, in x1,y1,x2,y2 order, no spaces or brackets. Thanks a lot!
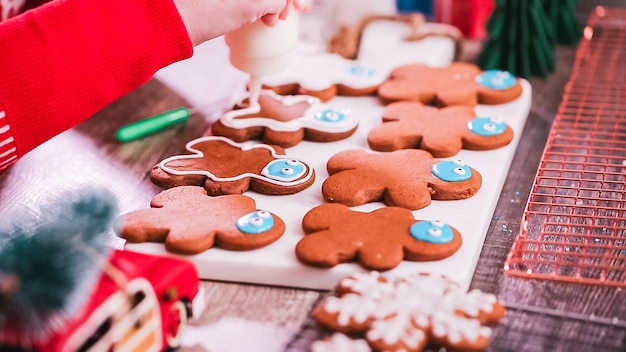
0,109,17,171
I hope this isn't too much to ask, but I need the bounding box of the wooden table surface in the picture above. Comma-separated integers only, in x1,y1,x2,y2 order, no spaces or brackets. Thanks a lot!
2,2,626,352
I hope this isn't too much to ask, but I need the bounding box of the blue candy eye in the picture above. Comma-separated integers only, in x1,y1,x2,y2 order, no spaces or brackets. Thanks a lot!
236,210,274,234
348,64,375,78
261,159,306,182
409,220,454,244
431,160,472,182
315,109,346,124
475,70,516,90
467,117,507,136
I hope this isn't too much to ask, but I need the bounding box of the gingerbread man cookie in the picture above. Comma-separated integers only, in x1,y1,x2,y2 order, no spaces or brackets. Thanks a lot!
150,136,315,195
313,271,506,352
211,90,357,148
116,186,285,254
296,203,462,271
322,149,482,210
261,52,387,101
378,62,523,106
367,101,514,157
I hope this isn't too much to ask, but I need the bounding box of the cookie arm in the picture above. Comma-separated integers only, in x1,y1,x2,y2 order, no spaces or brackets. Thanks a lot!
116,210,172,243
322,170,385,207
383,182,433,210
367,121,423,152
302,204,353,234
295,231,359,267
435,85,478,107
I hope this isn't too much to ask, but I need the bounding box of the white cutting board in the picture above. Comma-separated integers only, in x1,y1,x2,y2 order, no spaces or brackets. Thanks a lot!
127,79,531,291
130,18,530,290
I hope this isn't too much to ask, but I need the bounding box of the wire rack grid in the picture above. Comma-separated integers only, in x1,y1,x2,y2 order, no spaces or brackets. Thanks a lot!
504,6,626,286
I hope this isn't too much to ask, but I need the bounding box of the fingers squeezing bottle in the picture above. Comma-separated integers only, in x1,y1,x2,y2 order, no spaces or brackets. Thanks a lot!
225,5,300,105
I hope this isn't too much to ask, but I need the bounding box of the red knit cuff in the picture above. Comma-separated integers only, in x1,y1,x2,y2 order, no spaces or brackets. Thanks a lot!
0,0,193,158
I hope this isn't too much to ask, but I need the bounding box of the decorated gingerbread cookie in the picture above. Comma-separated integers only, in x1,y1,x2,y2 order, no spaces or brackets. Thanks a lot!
378,62,523,106
313,271,505,351
296,203,462,271
211,90,357,148
116,186,285,254
367,101,514,157
322,149,482,210
260,52,387,101
150,136,315,195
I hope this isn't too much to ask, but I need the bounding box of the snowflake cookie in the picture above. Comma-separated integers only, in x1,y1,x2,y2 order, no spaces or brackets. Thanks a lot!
150,136,315,195
378,62,523,107
211,90,357,148
116,186,285,254
310,332,371,352
313,271,506,351
296,203,462,271
367,101,514,157
322,149,482,210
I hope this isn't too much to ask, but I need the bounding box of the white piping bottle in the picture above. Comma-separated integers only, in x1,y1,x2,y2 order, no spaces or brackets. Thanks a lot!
225,9,300,105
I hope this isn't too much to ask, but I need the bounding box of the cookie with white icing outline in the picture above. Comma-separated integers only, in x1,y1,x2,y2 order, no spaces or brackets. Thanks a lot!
116,186,285,254
378,62,523,106
313,271,505,351
322,149,482,210
296,203,462,271
150,136,315,195
261,52,387,102
211,90,357,148
367,101,514,157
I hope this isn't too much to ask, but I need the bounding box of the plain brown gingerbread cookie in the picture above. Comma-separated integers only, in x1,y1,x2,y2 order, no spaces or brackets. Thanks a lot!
116,186,285,254
313,271,506,352
367,101,514,157
322,149,482,210
150,136,315,196
296,203,462,271
377,62,523,106
211,91,358,148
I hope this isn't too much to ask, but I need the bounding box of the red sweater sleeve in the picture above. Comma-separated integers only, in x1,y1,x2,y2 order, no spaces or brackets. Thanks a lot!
0,0,193,171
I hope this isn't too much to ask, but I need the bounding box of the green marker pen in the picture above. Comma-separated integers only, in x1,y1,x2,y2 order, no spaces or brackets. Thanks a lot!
115,107,193,142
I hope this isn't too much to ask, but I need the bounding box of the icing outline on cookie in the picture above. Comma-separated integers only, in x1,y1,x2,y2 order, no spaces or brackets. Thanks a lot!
158,136,315,187
220,90,357,133
431,160,472,182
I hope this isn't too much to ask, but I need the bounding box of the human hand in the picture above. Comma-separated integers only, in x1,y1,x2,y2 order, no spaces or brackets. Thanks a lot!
175,0,313,46
261,0,313,26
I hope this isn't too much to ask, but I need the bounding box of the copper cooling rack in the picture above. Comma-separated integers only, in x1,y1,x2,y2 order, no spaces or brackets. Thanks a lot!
504,7,626,286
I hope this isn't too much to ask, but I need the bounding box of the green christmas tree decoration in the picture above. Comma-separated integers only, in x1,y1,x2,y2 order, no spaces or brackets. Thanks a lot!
477,0,556,78
0,188,118,339
543,0,582,45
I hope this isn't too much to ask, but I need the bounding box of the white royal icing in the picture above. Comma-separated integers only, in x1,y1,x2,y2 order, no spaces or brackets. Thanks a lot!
261,52,387,92
319,272,499,347
219,90,357,133
310,333,371,352
158,136,314,187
